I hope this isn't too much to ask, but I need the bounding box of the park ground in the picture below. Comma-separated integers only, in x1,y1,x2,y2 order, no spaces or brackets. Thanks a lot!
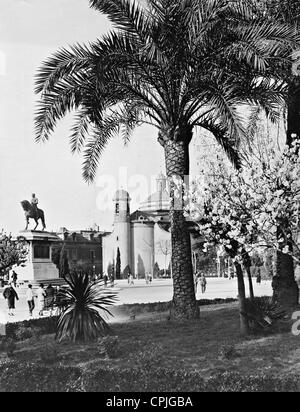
2,278,300,392
1,301,300,392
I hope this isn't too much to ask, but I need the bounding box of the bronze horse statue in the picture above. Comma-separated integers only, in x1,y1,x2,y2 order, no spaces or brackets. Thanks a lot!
21,200,46,231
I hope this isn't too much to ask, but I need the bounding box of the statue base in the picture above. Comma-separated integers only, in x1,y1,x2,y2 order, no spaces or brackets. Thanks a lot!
14,231,61,283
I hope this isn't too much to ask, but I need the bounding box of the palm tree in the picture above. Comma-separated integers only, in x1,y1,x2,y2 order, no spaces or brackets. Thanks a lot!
35,0,300,319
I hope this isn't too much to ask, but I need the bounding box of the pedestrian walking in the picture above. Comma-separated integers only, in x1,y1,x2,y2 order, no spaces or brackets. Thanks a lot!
37,283,47,316
148,273,152,285
103,272,108,287
3,283,19,316
129,274,134,285
26,284,35,317
110,273,115,287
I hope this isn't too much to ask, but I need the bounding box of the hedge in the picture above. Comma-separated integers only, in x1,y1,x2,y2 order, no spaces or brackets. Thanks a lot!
119,298,237,315
5,317,58,340
0,362,298,392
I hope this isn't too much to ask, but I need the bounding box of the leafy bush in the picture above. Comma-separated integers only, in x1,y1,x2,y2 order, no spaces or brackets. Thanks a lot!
56,272,118,342
0,362,299,392
97,336,120,359
128,343,164,369
218,343,240,360
40,343,60,364
244,296,287,331
0,338,16,358
0,362,81,392
119,298,237,315
6,317,58,340
207,372,300,392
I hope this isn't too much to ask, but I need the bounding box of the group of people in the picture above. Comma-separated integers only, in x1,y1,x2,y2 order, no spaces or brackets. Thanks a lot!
2,282,56,318
103,273,115,288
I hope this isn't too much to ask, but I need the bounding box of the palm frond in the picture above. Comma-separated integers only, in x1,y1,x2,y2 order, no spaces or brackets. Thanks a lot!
197,118,242,170
69,108,91,154
89,0,151,40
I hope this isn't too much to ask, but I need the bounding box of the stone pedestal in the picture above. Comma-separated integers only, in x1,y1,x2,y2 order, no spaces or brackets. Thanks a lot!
14,231,61,283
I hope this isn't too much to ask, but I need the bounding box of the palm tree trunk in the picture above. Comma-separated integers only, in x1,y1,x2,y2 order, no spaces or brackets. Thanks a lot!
234,261,250,336
272,249,299,309
161,134,199,320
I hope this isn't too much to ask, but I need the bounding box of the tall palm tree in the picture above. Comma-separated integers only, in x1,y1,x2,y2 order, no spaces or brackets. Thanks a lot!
35,0,300,319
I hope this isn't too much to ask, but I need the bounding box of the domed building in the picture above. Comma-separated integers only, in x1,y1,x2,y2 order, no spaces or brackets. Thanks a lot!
102,174,172,278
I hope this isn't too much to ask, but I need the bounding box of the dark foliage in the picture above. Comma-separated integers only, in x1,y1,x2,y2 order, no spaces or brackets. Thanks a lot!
56,271,118,342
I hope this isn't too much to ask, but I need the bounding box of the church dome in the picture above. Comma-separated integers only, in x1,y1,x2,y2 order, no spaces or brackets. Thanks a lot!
139,173,170,212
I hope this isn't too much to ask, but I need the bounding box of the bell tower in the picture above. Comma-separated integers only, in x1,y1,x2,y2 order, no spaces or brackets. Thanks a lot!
113,190,131,273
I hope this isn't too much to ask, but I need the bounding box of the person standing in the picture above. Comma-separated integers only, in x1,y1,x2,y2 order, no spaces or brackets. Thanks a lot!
3,283,19,316
26,284,35,317
200,274,207,294
103,272,108,287
37,284,47,316
129,273,134,285
110,273,115,287
11,271,18,287
256,267,262,285
148,273,152,285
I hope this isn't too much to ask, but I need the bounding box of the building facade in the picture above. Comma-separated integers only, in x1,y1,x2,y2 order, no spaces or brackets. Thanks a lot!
103,174,172,278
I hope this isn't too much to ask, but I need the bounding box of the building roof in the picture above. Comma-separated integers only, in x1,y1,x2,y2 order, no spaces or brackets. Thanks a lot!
139,189,170,212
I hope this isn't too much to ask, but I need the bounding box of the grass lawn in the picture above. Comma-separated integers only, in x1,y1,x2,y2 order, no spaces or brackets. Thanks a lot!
3,302,300,381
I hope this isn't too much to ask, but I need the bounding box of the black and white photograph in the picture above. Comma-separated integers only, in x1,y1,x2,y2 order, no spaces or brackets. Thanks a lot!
1,0,300,396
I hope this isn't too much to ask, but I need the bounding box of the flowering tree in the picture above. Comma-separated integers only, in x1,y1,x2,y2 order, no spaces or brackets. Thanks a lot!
0,231,28,275
186,134,300,331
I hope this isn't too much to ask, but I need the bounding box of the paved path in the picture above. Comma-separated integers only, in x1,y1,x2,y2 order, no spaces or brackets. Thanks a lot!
0,278,272,325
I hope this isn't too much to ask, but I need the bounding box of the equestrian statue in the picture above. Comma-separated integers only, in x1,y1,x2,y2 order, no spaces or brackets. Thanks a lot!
20,193,46,231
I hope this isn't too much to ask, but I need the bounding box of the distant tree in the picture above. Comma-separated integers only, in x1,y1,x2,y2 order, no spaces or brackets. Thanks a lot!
156,240,172,277
0,232,28,274
116,248,121,279
52,243,70,278
107,263,113,277
123,264,131,279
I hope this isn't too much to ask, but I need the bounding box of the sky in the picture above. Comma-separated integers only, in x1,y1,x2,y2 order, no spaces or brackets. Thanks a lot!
0,0,172,235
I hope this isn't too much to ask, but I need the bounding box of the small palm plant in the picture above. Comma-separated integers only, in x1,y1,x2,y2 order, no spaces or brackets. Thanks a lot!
55,271,118,342
244,296,287,330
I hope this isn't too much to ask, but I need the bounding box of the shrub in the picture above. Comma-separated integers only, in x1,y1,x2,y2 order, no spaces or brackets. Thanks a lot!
15,326,34,341
6,317,58,340
128,343,164,370
0,338,16,358
56,271,118,342
0,362,81,392
218,343,240,360
97,336,120,359
40,343,60,365
244,296,287,331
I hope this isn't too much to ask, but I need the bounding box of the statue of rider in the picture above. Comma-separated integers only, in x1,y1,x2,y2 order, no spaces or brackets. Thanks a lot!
31,193,39,220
